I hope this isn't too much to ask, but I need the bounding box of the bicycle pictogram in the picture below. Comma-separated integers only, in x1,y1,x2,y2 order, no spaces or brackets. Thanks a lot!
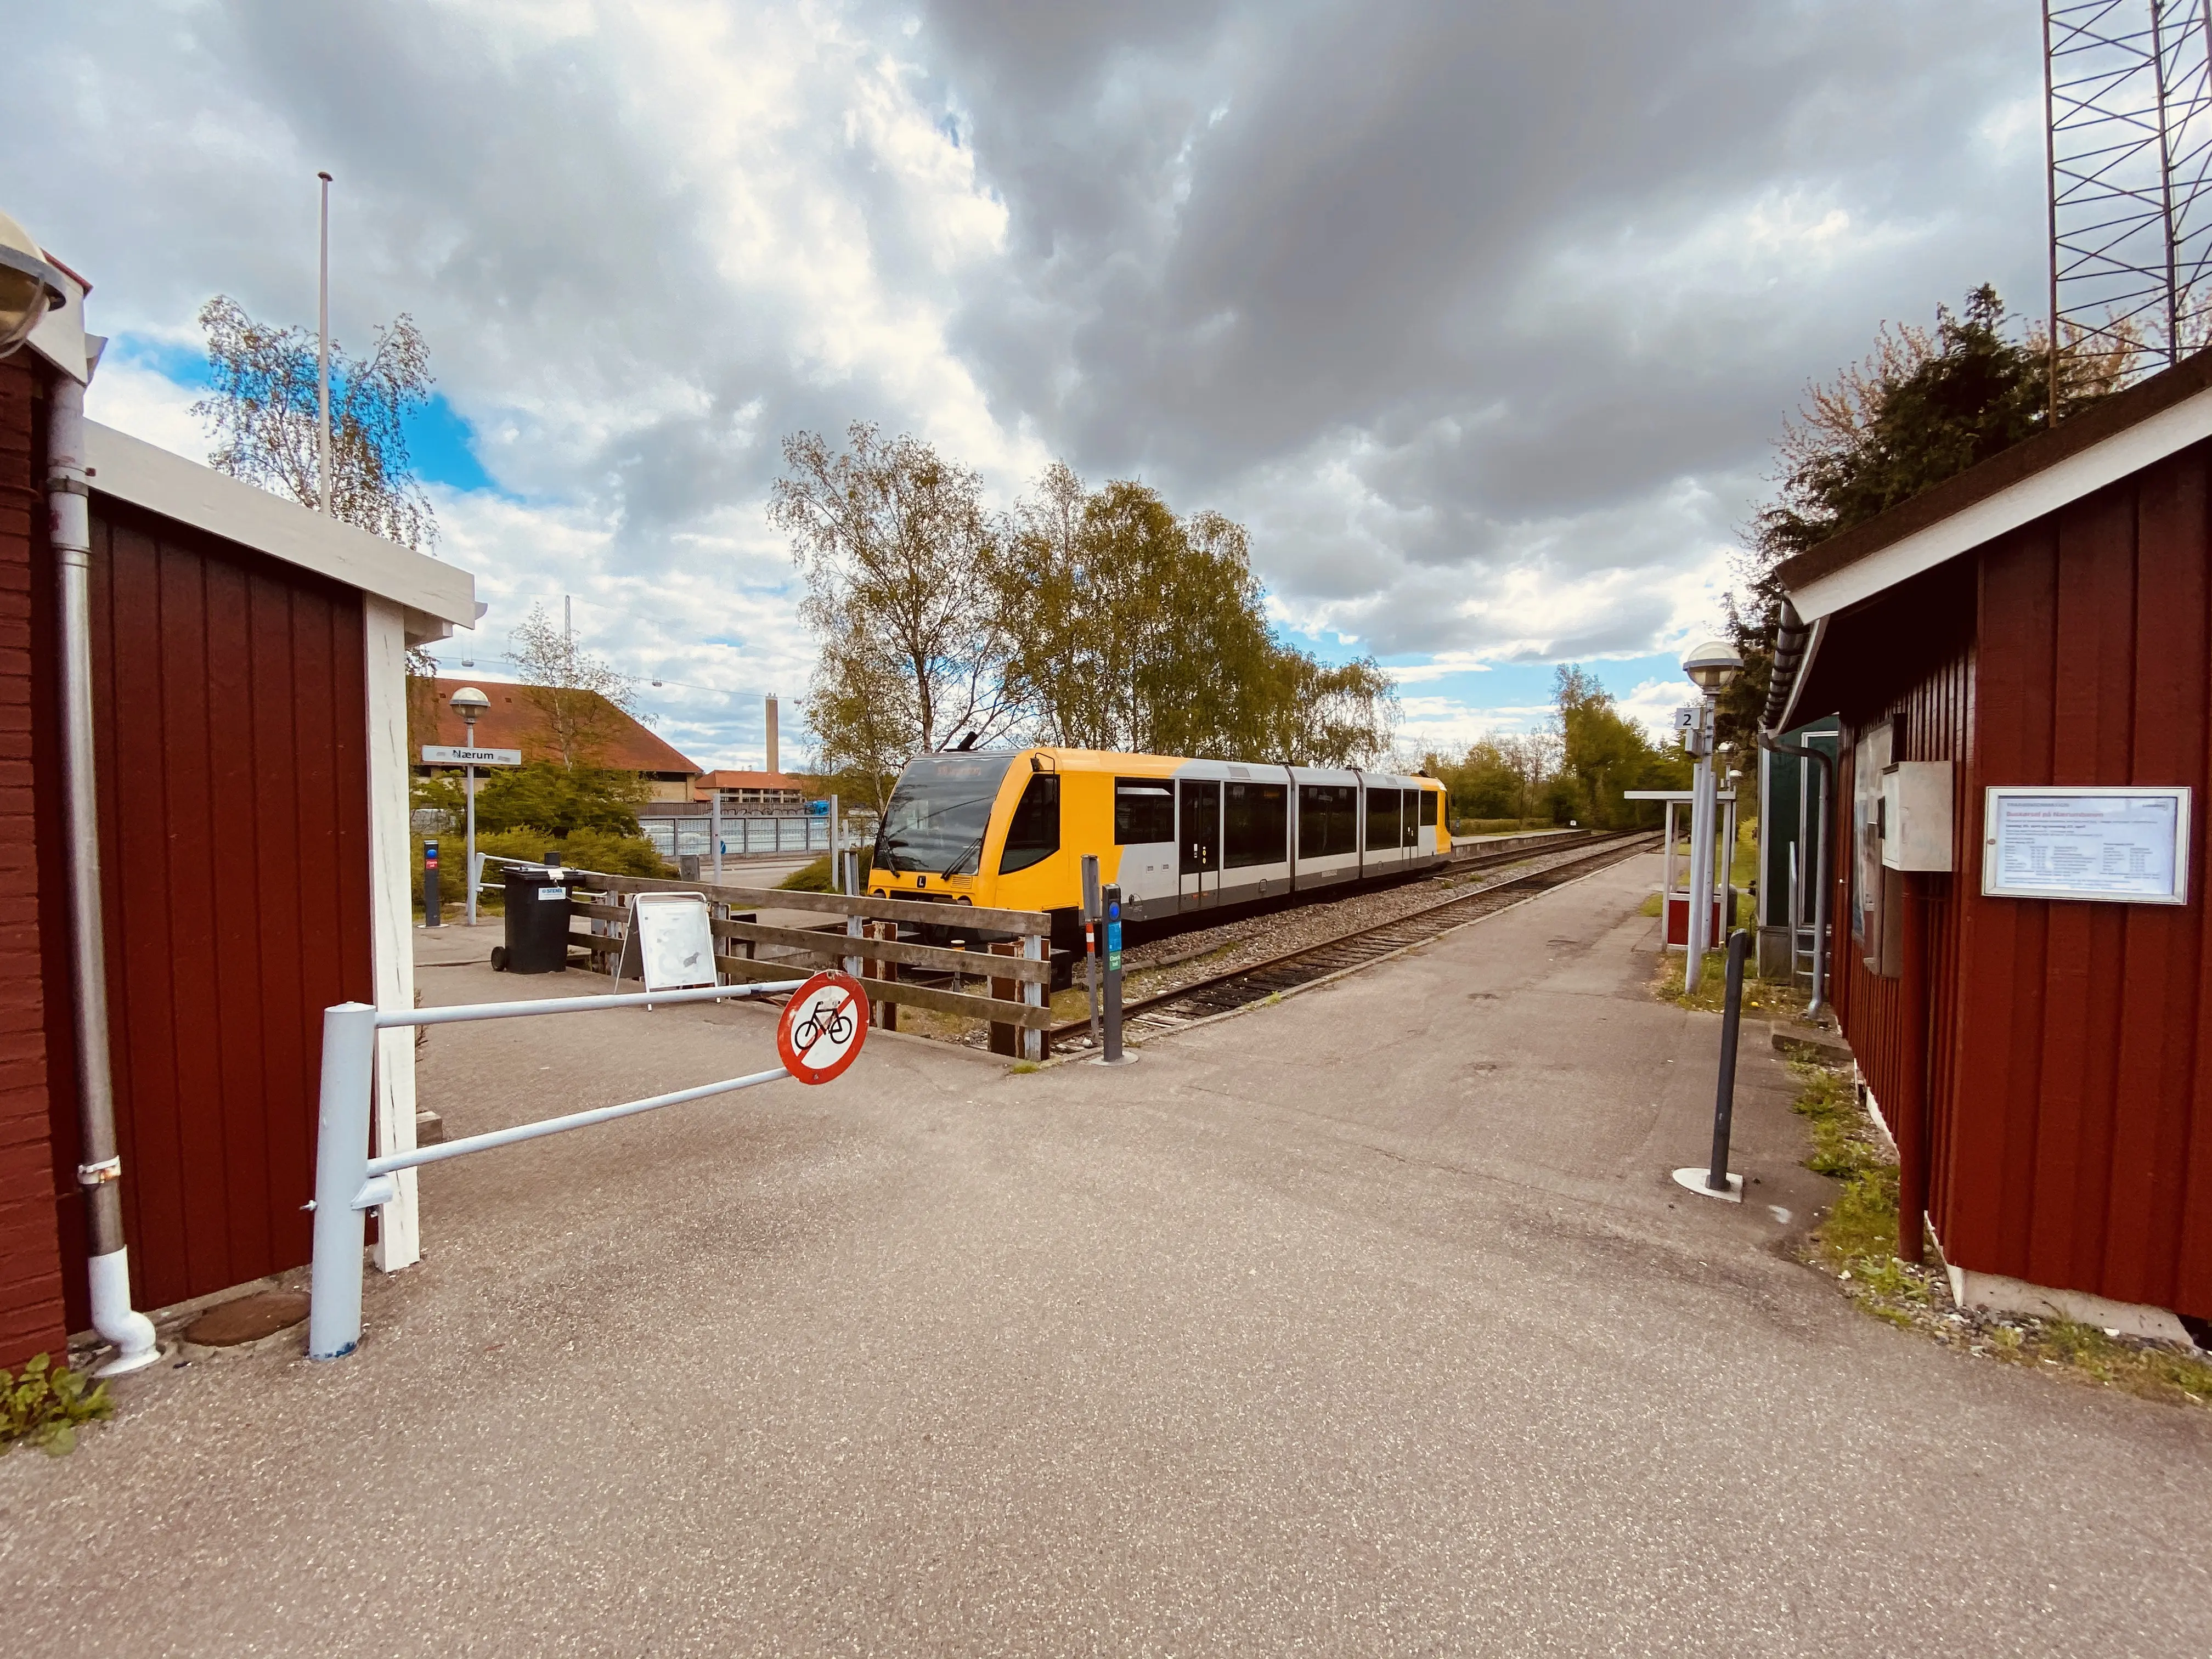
776,970,870,1085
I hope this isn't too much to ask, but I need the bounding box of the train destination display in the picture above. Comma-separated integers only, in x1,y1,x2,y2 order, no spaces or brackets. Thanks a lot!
1982,786,2192,905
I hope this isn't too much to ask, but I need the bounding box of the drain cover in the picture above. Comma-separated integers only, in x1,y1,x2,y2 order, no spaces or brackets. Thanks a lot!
183,1290,311,1346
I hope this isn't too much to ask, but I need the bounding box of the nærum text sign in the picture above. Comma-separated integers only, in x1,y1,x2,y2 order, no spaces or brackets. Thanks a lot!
1983,786,2191,905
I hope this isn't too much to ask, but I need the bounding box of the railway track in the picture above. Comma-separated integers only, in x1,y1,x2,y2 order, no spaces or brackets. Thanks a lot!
1048,830,1658,1051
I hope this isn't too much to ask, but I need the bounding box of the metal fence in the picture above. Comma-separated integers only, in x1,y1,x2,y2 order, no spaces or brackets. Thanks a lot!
636,812,834,860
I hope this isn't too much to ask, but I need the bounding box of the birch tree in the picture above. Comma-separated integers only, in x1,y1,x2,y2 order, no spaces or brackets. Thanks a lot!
193,294,437,552
770,424,1017,803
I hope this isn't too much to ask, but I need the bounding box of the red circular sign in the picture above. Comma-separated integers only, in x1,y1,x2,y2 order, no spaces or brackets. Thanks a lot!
776,971,870,1084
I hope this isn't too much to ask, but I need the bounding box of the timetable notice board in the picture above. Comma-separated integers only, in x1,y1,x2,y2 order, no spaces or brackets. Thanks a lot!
1982,787,2192,905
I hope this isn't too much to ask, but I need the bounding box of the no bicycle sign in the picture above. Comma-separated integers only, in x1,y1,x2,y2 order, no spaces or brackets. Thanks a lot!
776,971,870,1084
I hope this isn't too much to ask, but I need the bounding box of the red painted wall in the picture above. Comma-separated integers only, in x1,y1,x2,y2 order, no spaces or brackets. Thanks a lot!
1831,445,2212,1318
0,358,67,1368
87,499,374,1312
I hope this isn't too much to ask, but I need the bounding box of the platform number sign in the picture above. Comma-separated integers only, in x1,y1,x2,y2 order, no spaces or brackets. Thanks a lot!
776,970,870,1084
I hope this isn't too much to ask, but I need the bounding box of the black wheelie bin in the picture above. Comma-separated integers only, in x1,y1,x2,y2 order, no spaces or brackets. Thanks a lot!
494,864,573,972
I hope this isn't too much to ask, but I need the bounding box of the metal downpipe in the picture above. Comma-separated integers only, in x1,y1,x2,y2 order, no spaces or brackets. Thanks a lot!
48,376,159,1376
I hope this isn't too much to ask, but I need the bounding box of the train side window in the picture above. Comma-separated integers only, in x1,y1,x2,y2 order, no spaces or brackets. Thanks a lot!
999,774,1060,873
1299,785,1357,857
1419,788,1438,828
1115,779,1174,844
1225,782,1288,867
1365,787,1401,851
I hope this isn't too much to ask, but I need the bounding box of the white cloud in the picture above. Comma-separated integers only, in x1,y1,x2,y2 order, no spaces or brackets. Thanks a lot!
82,357,205,461
13,0,2046,770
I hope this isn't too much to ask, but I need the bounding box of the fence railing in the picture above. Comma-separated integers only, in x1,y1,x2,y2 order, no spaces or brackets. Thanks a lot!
636,812,833,860
558,870,1057,1061
308,977,814,1360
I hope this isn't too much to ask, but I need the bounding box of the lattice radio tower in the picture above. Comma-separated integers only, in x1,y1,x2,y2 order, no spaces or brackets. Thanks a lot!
2045,1,2212,413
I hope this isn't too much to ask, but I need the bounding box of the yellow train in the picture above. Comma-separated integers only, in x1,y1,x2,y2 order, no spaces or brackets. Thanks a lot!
867,746,1451,946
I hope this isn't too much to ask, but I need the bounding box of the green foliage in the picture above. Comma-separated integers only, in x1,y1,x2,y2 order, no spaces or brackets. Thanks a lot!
996,467,1398,765
774,424,1014,803
776,855,834,891
471,826,673,882
1,1353,113,1457
454,762,647,837
1722,285,2130,745
1787,1060,2212,1406
1551,665,1691,827
772,437,1398,789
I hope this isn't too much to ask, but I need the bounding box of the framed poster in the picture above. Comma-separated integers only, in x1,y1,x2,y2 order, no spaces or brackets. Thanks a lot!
1982,787,2192,905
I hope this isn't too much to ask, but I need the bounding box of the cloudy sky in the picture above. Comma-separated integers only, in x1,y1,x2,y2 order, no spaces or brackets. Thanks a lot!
10,1,2046,768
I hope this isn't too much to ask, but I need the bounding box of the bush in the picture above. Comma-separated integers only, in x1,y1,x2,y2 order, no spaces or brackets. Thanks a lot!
777,855,834,891
2,1353,112,1457
415,827,673,917
476,826,674,881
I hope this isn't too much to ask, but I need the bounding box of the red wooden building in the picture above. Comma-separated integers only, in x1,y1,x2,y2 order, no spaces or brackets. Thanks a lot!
1770,349,2212,1342
0,241,476,1368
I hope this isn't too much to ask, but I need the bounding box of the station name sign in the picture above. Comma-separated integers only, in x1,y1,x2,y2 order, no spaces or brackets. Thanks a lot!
1983,786,2191,905
421,745,523,767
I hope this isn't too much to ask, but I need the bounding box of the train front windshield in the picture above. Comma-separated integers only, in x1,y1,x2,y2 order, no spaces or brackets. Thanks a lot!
874,752,1016,876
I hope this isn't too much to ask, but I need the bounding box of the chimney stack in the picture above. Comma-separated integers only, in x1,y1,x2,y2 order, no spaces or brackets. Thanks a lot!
765,695,779,775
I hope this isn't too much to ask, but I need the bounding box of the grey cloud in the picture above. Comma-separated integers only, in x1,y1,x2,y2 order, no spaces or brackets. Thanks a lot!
918,0,2043,652
5,0,2054,726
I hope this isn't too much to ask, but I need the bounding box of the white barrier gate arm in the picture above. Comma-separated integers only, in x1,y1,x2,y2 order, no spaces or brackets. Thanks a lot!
308,979,810,1362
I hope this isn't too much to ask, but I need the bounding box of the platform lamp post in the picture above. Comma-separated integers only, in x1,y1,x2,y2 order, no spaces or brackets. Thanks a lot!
1680,639,1744,995
450,685,492,926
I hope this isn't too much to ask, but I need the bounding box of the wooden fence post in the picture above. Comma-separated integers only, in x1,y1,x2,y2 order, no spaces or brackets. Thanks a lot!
871,921,899,1030
988,940,1019,1057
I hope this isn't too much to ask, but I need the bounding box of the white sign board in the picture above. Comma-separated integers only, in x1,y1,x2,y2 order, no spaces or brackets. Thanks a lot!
619,893,720,1000
1983,787,2191,905
421,745,523,766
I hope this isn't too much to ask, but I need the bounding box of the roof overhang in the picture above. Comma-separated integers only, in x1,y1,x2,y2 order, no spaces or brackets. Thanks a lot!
1765,346,2212,731
1778,347,2212,624
86,421,478,643
1791,377,2212,622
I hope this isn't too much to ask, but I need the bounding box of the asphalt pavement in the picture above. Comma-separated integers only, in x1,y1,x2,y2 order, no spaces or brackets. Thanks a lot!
3,852,2207,1655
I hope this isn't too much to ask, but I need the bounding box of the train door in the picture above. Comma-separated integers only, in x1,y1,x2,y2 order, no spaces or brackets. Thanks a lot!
1179,778,1221,910
1364,784,1404,876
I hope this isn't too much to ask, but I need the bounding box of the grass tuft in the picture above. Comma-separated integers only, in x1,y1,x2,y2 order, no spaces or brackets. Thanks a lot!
1786,1058,2212,1408
1653,946,1809,1021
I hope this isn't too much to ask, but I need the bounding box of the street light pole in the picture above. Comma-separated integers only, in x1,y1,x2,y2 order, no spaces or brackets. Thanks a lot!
464,713,478,927
449,685,492,927
1680,639,1746,996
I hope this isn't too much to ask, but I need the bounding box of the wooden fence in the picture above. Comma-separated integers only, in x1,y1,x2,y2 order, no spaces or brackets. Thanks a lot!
560,871,1056,1061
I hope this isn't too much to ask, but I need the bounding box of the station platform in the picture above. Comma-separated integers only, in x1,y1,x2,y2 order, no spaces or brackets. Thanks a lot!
10,854,2205,1654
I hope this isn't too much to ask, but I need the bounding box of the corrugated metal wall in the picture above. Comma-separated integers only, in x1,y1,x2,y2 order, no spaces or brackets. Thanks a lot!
86,498,374,1312
1832,448,2212,1318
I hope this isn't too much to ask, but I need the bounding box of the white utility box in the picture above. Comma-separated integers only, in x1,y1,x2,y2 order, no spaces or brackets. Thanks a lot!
1881,761,1955,872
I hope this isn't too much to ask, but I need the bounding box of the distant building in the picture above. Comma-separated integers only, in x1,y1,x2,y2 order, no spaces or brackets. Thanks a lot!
417,679,701,802
695,769,806,810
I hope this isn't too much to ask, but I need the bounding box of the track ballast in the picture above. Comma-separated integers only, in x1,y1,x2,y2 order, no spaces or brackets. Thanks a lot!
1049,830,1657,1052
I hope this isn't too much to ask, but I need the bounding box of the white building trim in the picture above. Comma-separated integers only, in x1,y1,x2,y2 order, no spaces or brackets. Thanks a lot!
83,421,476,638
365,599,421,1272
